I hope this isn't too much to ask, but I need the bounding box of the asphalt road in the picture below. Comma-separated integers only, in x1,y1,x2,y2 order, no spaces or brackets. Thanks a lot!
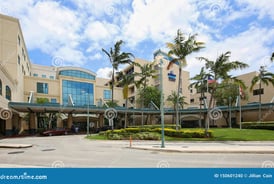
0,135,273,168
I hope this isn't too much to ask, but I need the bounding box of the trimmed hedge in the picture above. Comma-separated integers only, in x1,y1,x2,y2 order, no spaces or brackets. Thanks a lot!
99,127,213,140
242,122,274,130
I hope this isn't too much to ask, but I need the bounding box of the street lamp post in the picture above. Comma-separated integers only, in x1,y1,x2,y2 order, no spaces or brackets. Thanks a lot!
87,92,90,136
229,96,232,128
159,59,165,148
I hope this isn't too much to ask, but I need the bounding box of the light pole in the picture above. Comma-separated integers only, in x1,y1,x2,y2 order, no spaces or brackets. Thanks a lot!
229,96,232,128
82,89,90,136
159,59,165,148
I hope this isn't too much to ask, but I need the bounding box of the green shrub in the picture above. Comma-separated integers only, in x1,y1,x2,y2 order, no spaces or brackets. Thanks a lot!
242,122,274,130
100,127,212,140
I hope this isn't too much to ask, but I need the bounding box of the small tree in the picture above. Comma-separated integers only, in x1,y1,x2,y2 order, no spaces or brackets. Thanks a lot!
167,91,187,124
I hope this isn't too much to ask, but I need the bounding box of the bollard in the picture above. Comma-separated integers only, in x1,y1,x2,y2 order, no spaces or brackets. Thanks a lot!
129,135,132,147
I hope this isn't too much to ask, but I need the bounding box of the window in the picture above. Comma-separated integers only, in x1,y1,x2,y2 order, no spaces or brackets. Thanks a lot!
0,80,2,95
190,98,195,103
42,74,46,78
33,73,38,77
49,76,55,80
104,90,112,100
62,80,94,106
18,35,20,45
6,85,11,100
18,55,20,64
51,98,57,103
59,70,95,80
253,89,264,96
37,83,48,94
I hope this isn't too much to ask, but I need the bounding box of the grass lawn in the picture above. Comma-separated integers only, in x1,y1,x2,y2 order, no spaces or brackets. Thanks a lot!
211,128,274,141
87,128,274,141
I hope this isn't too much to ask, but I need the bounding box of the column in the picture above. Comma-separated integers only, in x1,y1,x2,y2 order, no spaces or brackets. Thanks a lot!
67,113,73,128
29,113,37,134
5,119,12,136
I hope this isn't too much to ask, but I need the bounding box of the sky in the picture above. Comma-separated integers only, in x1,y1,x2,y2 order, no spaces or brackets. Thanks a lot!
1,0,273,79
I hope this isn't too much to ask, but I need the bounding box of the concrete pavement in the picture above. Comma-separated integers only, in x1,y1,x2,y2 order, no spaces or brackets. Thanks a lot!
129,141,274,154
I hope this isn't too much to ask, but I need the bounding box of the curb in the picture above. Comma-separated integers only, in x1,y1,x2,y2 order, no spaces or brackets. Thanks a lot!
0,144,33,148
128,146,274,154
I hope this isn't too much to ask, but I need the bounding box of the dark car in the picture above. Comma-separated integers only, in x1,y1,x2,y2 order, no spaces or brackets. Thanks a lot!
42,128,70,136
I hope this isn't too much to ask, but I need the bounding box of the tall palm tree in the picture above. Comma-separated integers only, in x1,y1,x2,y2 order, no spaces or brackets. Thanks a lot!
167,29,205,130
102,40,134,103
116,71,135,128
197,52,248,130
134,62,158,126
250,66,274,122
189,67,212,128
197,51,249,109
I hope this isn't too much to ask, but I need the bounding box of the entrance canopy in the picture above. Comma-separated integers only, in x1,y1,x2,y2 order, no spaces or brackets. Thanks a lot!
8,102,274,115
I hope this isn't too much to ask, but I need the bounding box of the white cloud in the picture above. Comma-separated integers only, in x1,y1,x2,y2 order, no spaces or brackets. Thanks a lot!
122,0,198,47
84,20,120,42
96,67,112,79
185,26,274,78
237,0,274,20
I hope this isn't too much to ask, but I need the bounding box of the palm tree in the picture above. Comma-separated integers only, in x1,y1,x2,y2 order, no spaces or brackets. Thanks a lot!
271,52,274,62
197,52,248,130
189,67,212,101
134,62,158,91
167,91,187,124
250,66,274,122
134,62,158,126
167,29,205,130
116,71,135,128
102,40,134,103
189,67,212,128
197,51,249,109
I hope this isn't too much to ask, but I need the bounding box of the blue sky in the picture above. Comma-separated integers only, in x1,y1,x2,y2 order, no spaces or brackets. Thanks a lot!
1,0,273,78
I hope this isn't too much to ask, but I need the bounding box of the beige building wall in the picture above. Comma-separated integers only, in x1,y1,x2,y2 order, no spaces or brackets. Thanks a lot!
95,77,123,106
24,75,60,103
0,14,31,103
153,50,190,109
236,71,274,104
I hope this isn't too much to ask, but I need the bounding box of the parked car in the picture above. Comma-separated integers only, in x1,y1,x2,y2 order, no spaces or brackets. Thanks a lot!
42,128,70,136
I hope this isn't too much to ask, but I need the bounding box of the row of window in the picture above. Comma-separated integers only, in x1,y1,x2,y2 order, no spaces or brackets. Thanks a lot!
59,70,95,80
33,73,55,79
17,35,30,76
189,88,265,104
36,81,111,104
0,80,12,100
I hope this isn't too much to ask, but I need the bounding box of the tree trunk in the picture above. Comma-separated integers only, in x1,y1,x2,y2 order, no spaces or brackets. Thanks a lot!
259,80,262,122
176,67,182,130
124,98,128,128
112,68,114,103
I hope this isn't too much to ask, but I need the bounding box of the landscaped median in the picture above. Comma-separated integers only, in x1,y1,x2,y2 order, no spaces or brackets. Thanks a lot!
87,126,274,141
88,127,213,140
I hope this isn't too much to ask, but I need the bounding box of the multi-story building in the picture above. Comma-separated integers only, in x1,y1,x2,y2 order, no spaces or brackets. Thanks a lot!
1,13,273,135
116,50,190,110
0,14,32,135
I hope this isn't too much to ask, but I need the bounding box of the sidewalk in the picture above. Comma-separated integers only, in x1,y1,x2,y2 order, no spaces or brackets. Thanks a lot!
0,143,33,148
129,141,274,154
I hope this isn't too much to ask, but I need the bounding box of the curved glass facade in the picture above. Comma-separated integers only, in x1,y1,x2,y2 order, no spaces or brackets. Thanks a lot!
62,80,94,106
59,70,95,80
